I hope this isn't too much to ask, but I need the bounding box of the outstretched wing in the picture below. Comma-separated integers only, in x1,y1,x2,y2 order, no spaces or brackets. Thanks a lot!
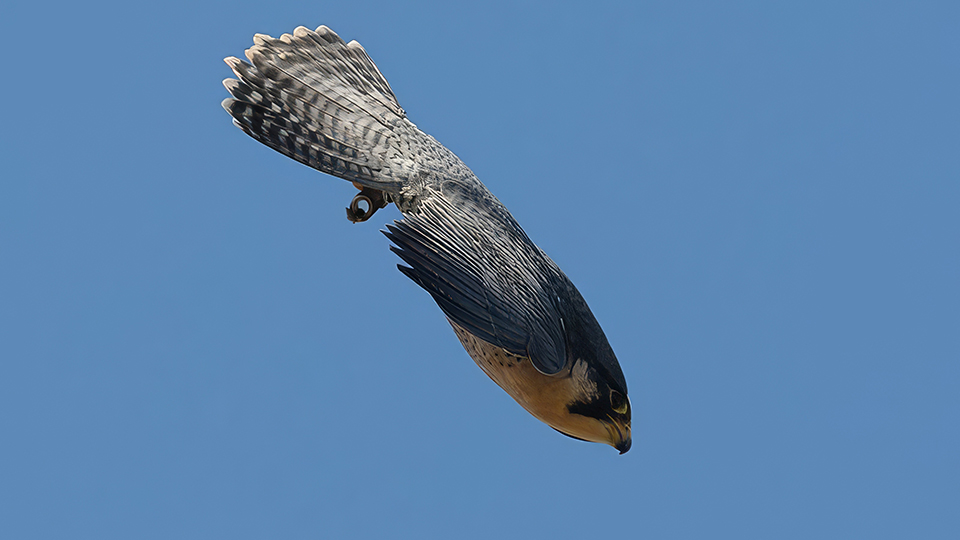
384,190,568,375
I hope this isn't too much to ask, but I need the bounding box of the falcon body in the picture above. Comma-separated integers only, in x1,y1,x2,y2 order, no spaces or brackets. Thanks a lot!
222,25,632,453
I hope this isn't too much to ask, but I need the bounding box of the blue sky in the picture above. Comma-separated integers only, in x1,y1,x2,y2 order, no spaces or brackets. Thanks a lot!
2,1,958,538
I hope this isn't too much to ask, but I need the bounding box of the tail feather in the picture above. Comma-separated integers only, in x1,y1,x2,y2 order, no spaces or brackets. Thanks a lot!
222,97,384,184
286,27,403,119
222,25,411,191
224,55,384,140
244,44,394,129
222,66,381,157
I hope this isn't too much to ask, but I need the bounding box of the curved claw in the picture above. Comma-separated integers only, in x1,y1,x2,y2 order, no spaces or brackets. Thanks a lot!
346,187,388,223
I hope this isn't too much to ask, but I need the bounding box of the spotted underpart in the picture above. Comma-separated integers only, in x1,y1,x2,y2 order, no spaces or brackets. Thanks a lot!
222,25,631,452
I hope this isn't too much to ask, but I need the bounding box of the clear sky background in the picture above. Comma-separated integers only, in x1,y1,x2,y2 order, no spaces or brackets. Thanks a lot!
2,1,958,538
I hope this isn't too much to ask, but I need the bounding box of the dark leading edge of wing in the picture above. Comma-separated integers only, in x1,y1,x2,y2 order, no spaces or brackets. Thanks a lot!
384,220,568,375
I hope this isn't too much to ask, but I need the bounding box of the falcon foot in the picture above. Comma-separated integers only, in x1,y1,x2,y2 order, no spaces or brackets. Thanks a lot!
346,186,389,223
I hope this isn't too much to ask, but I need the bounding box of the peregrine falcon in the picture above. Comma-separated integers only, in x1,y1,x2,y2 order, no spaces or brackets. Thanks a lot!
222,25,632,453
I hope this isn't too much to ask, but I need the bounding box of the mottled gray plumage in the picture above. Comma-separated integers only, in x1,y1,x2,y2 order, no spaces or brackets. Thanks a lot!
222,25,631,452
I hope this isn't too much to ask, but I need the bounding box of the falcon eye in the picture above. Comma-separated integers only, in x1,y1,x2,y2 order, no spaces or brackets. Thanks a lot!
610,390,628,415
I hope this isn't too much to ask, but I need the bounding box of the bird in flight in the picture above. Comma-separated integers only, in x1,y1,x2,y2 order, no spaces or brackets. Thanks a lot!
222,25,632,453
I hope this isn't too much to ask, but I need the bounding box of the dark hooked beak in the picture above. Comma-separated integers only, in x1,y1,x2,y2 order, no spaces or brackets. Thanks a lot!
607,418,631,454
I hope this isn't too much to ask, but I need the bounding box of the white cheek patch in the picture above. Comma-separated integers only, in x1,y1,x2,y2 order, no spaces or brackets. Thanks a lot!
571,359,600,400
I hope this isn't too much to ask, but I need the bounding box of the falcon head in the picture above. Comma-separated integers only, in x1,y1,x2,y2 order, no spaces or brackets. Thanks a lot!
549,357,633,454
